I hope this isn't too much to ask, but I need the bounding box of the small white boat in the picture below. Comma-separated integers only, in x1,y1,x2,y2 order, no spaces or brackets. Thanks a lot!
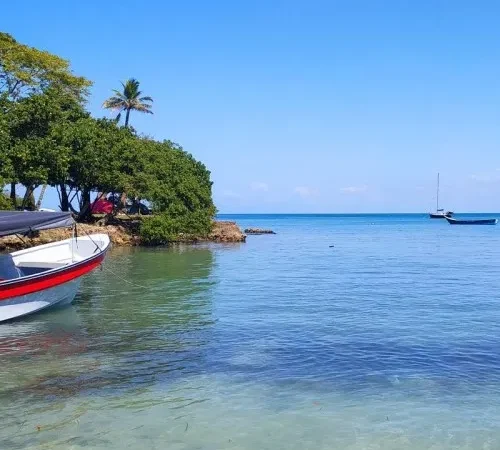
429,173,453,219
0,211,110,322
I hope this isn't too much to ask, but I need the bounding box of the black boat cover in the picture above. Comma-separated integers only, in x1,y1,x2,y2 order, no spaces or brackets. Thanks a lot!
0,211,74,237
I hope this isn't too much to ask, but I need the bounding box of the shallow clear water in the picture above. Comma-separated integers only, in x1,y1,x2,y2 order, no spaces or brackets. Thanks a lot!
2,214,500,449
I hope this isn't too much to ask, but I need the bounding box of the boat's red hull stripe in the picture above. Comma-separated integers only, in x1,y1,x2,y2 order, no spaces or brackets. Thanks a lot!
0,254,105,301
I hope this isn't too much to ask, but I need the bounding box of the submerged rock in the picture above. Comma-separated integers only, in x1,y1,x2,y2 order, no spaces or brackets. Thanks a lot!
244,228,276,235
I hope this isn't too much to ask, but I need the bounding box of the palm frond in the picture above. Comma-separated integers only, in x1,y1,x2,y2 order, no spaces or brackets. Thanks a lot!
103,95,124,104
104,78,153,125
133,104,154,114
112,89,126,99
103,97,126,110
123,78,140,99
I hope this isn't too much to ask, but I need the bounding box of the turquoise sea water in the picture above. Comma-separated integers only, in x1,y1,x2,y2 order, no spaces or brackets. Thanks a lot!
2,213,500,449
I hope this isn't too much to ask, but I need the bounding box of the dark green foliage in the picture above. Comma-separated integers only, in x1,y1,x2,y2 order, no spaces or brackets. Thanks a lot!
139,211,214,245
131,139,216,243
0,96,12,181
3,88,86,207
51,117,138,218
2,95,215,225
131,140,215,212
0,190,11,210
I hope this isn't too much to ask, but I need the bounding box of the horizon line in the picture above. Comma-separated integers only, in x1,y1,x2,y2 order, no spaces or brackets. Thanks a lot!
217,211,500,215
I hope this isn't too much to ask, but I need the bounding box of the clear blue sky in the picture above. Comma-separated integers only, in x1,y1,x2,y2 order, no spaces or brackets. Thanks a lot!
3,0,500,212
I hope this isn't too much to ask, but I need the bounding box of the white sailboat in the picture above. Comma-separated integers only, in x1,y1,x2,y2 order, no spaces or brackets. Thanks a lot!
429,173,453,219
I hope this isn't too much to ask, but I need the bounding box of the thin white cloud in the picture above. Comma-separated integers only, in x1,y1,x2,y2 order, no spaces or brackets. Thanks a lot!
250,181,269,192
221,190,241,198
340,185,368,194
469,174,500,184
294,186,319,198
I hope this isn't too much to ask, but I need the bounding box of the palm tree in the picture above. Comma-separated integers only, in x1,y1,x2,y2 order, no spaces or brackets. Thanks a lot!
102,78,153,127
102,78,153,210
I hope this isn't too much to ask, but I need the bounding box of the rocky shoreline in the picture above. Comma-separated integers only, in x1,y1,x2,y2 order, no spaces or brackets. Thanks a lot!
0,220,246,252
244,228,276,235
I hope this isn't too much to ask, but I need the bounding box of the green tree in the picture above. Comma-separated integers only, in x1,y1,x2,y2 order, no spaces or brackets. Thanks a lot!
0,192,10,210
0,96,15,208
135,140,216,244
0,107,9,208
0,96,10,176
102,78,153,128
0,32,91,203
52,117,138,219
0,32,91,101
5,88,86,208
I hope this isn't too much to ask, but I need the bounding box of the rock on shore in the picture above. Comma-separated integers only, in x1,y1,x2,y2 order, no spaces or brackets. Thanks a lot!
244,228,276,235
207,221,246,243
0,221,245,251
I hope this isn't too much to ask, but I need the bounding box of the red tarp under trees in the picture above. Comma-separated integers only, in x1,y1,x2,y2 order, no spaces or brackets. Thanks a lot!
91,198,113,214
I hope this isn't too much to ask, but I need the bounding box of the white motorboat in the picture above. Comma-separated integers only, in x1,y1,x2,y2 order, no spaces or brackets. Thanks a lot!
0,211,110,322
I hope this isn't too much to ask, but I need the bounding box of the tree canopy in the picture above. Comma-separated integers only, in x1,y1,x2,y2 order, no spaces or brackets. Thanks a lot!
0,32,91,100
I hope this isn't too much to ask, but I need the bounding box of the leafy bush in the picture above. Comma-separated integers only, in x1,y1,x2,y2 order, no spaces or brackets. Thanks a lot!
0,191,11,210
139,210,214,245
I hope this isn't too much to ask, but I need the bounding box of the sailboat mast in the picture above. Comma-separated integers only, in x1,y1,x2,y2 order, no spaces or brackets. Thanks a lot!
436,173,440,212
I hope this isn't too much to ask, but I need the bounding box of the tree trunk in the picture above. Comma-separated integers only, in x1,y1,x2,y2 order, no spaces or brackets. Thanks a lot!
10,182,16,207
121,108,132,209
119,192,127,210
21,185,35,210
78,188,92,222
59,184,69,211
125,108,131,128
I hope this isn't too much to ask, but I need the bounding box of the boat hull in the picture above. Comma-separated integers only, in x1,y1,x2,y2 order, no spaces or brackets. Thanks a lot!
0,234,109,322
446,217,498,225
0,279,81,322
